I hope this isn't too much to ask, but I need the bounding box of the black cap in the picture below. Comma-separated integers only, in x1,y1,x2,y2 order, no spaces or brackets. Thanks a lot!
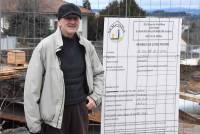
57,3,81,20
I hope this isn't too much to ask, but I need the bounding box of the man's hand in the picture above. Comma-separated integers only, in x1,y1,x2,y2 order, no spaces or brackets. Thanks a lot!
86,96,97,110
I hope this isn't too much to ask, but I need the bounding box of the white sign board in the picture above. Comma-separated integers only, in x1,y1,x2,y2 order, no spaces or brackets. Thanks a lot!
101,18,181,134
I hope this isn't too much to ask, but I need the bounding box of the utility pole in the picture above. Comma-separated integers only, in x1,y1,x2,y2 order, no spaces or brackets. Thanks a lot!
33,0,36,46
125,0,127,17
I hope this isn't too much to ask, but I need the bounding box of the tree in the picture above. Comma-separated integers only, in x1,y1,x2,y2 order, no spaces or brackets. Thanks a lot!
88,15,98,40
100,0,146,17
182,20,200,45
96,0,146,40
83,0,91,10
4,0,50,47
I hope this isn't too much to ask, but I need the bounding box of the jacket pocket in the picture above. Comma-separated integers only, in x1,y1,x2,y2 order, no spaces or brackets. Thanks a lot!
41,113,55,122
39,88,56,122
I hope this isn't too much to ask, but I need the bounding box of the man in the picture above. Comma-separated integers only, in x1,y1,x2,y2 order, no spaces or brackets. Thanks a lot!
24,3,104,134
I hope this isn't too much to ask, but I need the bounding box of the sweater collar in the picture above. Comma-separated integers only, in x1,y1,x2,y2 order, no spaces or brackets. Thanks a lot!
54,27,86,52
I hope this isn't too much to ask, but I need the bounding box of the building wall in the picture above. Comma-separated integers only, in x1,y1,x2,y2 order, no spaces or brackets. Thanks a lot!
80,15,88,38
0,36,16,50
1,13,88,41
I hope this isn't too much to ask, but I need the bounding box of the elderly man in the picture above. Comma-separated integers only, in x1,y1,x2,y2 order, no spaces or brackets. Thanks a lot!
24,3,104,134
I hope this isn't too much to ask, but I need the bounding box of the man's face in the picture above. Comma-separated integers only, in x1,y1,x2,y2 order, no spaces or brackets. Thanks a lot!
58,15,80,38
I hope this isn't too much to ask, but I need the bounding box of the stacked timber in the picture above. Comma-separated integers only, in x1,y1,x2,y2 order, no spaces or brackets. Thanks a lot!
0,65,27,102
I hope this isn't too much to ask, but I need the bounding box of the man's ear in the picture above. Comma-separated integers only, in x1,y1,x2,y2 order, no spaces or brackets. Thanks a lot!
57,21,61,27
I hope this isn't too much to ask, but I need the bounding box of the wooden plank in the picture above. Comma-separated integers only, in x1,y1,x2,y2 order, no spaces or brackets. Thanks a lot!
0,111,101,124
88,111,101,123
0,70,16,76
0,74,17,80
0,105,101,123
0,65,27,80
179,109,200,125
14,65,28,70
180,92,200,103
0,102,25,123
0,111,26,123
0,64,27,72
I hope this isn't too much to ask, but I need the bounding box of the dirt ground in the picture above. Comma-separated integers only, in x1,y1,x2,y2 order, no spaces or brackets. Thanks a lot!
180,65,200,92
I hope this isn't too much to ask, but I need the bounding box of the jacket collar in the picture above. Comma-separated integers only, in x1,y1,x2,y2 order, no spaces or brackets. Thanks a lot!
54,27,86,52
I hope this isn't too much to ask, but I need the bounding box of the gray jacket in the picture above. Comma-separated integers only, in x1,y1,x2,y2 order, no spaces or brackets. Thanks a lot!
24,28,104,133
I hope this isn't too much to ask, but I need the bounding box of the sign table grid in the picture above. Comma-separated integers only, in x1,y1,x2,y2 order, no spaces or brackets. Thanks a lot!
101,18,181,134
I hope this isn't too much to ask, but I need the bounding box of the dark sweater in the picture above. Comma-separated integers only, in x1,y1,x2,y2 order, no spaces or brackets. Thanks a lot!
59,34,87,105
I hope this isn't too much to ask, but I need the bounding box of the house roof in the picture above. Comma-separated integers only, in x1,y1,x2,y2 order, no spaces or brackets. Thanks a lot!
1,0,91,14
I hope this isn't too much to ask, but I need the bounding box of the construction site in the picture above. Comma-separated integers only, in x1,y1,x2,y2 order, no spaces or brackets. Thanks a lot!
1,0,200,134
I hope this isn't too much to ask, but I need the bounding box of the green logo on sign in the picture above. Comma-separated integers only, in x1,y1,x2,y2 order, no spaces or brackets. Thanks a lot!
108,21,125,42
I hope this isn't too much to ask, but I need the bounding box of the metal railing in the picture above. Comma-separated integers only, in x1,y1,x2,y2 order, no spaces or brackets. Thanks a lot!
181,45,200,60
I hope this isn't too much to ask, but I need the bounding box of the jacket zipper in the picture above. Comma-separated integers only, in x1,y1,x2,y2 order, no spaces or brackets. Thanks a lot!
56,49,65,128
56,73,65,128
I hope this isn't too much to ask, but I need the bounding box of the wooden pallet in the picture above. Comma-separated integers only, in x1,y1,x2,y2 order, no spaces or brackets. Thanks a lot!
7,50,26,65
0,65,27,80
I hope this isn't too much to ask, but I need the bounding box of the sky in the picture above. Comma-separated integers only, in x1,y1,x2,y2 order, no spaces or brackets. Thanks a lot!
65,0,200,10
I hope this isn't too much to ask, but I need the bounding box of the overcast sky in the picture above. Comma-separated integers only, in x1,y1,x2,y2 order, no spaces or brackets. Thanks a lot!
65,0,200,10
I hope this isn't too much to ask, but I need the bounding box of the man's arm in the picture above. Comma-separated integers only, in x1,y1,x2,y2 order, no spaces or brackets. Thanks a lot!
88,45,104,107
24,45,45,133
